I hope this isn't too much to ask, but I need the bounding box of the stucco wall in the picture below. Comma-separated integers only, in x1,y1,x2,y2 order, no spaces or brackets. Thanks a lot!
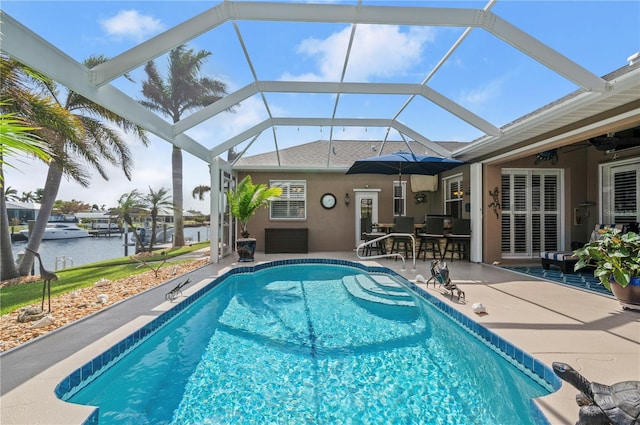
481,144,639,263
237,170,466,252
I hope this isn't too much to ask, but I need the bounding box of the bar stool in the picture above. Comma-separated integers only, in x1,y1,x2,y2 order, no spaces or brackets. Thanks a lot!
443,218,471,261
390,216,415,260
416,216,444,260
361,217,386,256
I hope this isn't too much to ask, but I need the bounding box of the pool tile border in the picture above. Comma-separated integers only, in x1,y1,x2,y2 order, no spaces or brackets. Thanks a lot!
56,258,561,425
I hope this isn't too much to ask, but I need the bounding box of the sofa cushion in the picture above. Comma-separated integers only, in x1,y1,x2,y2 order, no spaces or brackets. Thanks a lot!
540,251,576,261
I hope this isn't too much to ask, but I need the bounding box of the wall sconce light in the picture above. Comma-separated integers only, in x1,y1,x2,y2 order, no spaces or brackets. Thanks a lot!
344,193,350,206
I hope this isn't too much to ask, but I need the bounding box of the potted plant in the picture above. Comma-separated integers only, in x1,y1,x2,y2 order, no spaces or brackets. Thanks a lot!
226,175,282,262
574,228,640,309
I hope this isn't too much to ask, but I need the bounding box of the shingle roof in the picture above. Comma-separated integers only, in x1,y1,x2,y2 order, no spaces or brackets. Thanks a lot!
233,140,466,169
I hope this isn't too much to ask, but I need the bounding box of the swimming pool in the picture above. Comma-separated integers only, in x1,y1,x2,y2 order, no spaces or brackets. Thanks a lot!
58,260,559,424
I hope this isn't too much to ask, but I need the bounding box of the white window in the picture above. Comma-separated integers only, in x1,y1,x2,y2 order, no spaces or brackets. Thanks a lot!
393,181,407,216
601,158,639,225
443,174,463,218
501,169,562,258
270,180,306,220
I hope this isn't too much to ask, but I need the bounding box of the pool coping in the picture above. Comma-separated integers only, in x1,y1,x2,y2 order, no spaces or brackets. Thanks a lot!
6,259,559,425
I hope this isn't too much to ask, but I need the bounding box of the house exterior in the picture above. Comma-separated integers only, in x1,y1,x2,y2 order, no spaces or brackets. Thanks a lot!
5,202,39,225
232,62,640,263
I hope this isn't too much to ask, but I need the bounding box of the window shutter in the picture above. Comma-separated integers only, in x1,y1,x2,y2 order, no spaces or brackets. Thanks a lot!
501,170,560,257
270,180,306,219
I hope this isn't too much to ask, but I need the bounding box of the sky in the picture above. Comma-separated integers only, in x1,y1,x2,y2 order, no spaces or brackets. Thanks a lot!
2,0,639,214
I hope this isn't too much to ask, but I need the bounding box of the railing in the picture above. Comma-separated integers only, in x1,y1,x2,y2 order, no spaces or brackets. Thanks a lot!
55,255,74,270
355,233,416,271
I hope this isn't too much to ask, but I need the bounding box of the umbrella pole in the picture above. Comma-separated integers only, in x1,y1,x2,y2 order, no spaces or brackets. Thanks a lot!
398,171,403,216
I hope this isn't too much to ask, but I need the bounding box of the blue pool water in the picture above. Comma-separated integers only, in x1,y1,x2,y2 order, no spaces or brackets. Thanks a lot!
62,261,557,424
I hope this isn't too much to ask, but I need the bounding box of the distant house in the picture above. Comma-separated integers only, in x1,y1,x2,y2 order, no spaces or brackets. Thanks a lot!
76,212,121,231
5,202,40,224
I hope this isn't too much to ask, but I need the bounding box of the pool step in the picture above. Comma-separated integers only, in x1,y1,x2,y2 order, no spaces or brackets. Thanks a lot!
356,275,413,301
369,274,407,292
342,276,415,307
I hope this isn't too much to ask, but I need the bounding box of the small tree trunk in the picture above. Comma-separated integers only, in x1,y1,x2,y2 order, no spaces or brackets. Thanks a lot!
0,166,19,280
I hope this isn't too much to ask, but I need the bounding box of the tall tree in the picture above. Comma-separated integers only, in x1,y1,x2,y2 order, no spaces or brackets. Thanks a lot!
140,45,229,247
0,55,149,279
0,111,53,280
0,59,61,281
144,186,172,251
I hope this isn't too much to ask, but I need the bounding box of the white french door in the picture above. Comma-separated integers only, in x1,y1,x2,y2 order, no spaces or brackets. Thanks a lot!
601,159,640,225
501,169,563,258
354,189,381,247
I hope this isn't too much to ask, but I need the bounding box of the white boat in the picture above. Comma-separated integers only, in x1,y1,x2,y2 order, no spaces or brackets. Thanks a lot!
20,222,91,240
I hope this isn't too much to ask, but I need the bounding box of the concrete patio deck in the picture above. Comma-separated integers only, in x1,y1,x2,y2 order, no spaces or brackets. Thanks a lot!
1,251,639,425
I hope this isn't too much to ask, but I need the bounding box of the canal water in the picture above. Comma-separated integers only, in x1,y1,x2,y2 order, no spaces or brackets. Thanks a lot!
10,226,210,271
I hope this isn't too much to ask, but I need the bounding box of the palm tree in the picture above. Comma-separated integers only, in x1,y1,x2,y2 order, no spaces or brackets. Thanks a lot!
192,185,210,201
226,175,282,238
3,186,19,202
140,44,230,248
20,191,36,202
33,188,44,203
0,108,53,280
145,186,172,251
0,106,52,183
115,190,148,251
0,55,149,278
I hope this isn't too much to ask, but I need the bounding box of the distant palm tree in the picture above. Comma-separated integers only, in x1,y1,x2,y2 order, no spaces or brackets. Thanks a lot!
0,55,149,278
192,184,211,201
3,186,19,202
145,186,172,251
140,45,230,248
115,190,148,252
20,191,36,202
33,188,44,203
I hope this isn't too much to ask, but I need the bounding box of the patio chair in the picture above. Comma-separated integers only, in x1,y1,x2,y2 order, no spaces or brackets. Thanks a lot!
540,223,628,273
426,260,465,301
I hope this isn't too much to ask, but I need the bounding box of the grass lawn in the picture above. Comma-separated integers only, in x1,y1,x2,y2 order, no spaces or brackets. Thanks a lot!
0,242,209,315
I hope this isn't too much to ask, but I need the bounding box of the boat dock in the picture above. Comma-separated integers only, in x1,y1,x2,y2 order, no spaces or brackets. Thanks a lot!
88,229,123,237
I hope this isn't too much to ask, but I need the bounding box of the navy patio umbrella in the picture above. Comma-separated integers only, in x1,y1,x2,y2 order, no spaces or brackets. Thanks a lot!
346,151,464,177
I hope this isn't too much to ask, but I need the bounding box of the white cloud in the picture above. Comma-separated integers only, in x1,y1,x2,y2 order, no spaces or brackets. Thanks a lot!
285,25,435,82
100,10,165,42
457,78,504,108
